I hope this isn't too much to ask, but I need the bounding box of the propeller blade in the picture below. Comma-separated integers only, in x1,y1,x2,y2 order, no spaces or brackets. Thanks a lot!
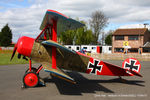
10,45,17,61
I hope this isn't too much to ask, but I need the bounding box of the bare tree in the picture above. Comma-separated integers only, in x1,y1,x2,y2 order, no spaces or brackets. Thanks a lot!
89,10,108,44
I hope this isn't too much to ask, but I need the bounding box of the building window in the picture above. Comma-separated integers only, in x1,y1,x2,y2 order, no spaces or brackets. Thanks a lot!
83,47,87,49
114,48,124,52
128,35,138,40
109,47,112,51
128,48,138,52
115,36,124,40
143,48,150,52
92,47,96,49
76,47,80,50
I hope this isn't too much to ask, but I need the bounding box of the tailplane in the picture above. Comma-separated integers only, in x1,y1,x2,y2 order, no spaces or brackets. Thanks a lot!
87,58,142,77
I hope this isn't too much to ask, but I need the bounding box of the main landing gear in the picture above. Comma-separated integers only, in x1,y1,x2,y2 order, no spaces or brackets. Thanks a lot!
23,72,39,88
22,59,44,88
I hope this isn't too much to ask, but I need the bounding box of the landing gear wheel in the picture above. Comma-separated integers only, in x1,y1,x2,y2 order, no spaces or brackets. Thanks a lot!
23,72,39,88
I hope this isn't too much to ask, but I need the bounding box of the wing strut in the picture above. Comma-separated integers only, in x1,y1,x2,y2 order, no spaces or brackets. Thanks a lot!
35,24,50,41
35,19,57,69
51,19,57,69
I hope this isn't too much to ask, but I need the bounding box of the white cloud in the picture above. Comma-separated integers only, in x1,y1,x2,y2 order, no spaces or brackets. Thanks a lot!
0,0,150,42
119,24,150,30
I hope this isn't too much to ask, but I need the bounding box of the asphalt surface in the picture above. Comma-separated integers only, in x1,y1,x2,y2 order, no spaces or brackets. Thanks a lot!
0,60,149,100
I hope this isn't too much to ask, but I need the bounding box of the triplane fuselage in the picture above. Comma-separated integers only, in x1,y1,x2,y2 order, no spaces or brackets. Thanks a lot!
10,10,142,88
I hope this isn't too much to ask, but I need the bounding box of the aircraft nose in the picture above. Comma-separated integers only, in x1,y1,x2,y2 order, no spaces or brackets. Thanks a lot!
17,36,35,57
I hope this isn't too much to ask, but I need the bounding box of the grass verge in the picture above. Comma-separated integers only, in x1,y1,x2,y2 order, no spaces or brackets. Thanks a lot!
0,50,29,65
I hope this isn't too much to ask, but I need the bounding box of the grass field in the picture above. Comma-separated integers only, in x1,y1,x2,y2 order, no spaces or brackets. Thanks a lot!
0,50,29,65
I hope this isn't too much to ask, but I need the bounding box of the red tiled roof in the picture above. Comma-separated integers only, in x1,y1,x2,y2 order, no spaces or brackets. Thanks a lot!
113,28,148,35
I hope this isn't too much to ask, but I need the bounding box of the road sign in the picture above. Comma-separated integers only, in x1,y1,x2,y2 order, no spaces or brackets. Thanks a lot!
123,41,128,46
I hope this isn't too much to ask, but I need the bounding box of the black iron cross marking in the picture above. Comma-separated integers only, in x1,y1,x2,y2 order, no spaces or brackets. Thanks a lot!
124,60,139,71
88,59,103,74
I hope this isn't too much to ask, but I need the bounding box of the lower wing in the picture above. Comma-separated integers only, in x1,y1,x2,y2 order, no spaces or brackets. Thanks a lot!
42,62,76,84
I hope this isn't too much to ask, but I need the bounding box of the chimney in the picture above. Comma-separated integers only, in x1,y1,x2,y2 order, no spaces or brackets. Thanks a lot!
143,23,149,28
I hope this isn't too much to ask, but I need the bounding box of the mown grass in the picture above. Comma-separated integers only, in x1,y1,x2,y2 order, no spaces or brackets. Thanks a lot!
0,50,29,65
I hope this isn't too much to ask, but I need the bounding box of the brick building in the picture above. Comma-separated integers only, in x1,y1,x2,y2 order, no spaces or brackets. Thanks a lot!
112,28,150,53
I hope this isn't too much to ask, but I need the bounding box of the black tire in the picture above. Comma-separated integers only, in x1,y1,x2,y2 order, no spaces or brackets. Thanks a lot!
23,72,39,88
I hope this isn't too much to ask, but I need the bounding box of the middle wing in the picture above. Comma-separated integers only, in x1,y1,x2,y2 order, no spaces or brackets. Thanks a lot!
42,40,76,54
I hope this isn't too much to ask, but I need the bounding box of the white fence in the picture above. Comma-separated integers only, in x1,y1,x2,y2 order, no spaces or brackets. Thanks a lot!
0,47,14,50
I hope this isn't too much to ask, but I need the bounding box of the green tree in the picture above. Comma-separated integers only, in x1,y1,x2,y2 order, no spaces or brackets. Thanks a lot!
75,28,93,45
0,24,12,47
59,30,76,45
59,20,93,45
105,30,113,45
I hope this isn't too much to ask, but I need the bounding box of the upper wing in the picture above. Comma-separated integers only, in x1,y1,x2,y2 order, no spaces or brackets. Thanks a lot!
42,62,76,84
40,9,85,36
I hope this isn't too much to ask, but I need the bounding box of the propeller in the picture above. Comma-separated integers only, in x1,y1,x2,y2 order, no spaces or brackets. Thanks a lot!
10,36,34,61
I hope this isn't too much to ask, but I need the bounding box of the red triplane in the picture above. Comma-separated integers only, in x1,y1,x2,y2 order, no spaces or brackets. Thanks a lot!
10,10,142,88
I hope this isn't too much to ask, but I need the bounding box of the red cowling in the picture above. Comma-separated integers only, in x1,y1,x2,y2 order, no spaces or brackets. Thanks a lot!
17,36,35,57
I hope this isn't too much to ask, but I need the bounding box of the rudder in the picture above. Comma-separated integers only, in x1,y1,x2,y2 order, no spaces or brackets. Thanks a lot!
122,58,142,76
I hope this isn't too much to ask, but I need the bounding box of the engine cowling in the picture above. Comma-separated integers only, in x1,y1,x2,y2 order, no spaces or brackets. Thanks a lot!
17,36,35,57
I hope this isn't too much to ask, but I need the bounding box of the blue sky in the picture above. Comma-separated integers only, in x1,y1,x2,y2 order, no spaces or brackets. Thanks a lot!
0,0,31,11
0,0,150,42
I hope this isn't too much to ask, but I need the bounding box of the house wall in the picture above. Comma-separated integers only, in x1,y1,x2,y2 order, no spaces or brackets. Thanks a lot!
144,30,150,44
112,35,144,53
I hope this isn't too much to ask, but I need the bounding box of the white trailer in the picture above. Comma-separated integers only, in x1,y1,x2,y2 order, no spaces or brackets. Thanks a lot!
81,45,99,53
102,46,112,54
65,45,80,52
65,45,102,53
